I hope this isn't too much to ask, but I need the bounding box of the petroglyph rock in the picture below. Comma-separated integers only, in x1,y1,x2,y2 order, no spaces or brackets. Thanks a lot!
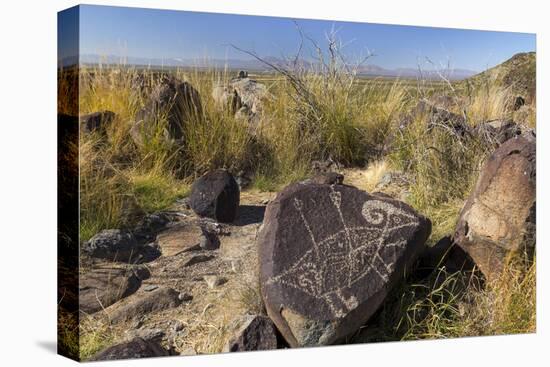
455,133,536,280
258,183,431,347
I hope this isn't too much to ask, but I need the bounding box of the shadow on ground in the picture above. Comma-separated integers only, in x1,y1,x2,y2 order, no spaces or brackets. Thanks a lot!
233,205,266,226
36,341,57,354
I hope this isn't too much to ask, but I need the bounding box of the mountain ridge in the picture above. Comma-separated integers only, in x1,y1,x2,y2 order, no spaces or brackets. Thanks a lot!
61,54,478,80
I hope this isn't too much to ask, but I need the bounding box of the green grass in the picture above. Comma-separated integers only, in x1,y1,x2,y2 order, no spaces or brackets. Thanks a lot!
352,256,535,343
129,171,189,213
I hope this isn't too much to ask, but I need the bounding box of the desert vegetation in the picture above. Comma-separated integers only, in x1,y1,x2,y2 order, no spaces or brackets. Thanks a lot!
58,34,535,359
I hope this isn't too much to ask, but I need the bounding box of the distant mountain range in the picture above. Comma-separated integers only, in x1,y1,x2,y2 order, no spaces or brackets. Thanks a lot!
60,54,478,80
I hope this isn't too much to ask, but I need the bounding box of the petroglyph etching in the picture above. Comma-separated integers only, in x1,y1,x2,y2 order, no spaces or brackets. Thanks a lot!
266,188,420,318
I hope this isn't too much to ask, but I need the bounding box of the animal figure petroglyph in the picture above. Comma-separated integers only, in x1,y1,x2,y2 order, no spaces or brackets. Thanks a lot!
266,187,420,318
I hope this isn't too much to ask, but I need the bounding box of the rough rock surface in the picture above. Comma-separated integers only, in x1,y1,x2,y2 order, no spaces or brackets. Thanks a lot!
130,77,202,147
82,229,161,263
189,169,240,223
474,119,525,146
223,315,278,352
416,100,470,138
309,172,344,185
80,110,116,134
258,182,431,347
108,287,182,323
212,72,267,126
79,266,150,314
82,229,137,262
455,133,536,279
89,337,169,361
155,222,204,256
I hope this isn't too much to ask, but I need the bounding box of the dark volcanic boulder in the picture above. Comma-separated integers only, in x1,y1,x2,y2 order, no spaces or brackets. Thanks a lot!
189,169,240,223
80,110,116,134
454,133,536,280
258,183,431,347
131,77,202,147
79,266,150,314
416,100,470,138
89,337,169,361
473,119,524,146
108,287,182,323
222,315,278,352
82,229,161,263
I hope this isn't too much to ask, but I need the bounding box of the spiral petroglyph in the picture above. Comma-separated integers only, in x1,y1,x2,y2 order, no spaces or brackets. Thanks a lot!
259,183,431,346
265,186,421,318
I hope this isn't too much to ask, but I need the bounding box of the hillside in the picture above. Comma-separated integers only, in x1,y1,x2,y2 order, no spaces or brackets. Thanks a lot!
462,52,536,102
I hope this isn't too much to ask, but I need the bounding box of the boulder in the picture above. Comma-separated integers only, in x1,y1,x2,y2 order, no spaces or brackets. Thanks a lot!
79,266,150,314
80,110,115,134
82,229,160,263
108,287,182,323
473,119,524,146
82,229,136,261
417,100,470,138
309,172,344,185
189,169,240,223
454,133,536,280
212,71,267,125
155,222,204,256
258,183,431,347
223,315,278,352
89,337,169,361
131,77,202,147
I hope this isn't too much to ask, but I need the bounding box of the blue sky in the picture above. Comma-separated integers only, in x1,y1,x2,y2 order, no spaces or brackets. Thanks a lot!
75,4,535,72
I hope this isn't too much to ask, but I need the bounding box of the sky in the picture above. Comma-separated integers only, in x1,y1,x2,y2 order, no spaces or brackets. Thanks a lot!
69,4,536,72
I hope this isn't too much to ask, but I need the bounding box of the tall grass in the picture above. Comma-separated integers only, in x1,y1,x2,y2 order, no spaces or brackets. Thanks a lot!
75,47,536,349
78,65,190,241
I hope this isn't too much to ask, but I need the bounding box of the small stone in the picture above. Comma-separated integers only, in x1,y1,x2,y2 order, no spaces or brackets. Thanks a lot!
143,285,159,292
131,320,143,329
178,292,193,302
184,254,215,267
199,229,220,250
377,172,393,188
172,320,185,332
204,275,227,289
